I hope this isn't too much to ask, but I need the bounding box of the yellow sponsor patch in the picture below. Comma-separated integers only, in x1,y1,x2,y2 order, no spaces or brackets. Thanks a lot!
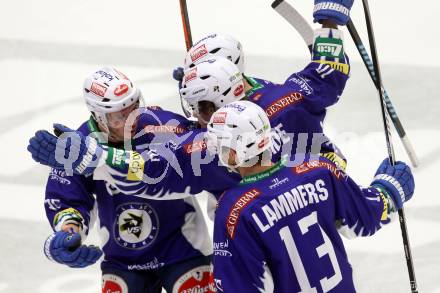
127,151,145,181
313,60,350,75
320,152,347,172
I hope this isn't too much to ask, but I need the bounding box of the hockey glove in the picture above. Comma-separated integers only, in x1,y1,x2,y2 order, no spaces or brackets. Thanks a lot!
371,158,415,210
313,0,354,26
44,231,103,268
173,67,184,89
28,123,106,176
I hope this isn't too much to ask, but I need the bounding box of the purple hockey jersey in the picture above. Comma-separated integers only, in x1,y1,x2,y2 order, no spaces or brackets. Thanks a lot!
212,157,391,292
45,109,240,271
98,28,350,201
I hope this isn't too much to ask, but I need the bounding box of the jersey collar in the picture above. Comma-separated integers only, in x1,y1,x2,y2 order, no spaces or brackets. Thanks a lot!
239,157,287,185
87,117,113,146
87,117,100,133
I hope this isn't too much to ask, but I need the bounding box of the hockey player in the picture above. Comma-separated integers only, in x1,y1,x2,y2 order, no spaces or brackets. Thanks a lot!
29,0,353,182
29,2,355,230
206,100,415,292
176,4,353,170
27,67,243,293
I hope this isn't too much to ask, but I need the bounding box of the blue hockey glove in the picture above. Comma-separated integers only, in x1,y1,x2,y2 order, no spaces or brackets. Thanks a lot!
313,0,354,26
371,159,415,210
44,231,103,268
173,67,184,89
27,123,104,176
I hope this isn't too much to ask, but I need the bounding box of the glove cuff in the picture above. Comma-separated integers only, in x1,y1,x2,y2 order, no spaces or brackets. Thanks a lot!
74,137,102,174
372,174,405,206
313,2,350,25
43,233,57,262
371,184,397,215
53,208,85,235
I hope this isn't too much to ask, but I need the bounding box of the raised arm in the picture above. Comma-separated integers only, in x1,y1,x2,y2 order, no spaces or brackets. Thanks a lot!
284,0,354,113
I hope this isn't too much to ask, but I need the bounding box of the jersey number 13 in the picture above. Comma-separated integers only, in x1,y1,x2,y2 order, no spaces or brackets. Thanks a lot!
279,211,342,292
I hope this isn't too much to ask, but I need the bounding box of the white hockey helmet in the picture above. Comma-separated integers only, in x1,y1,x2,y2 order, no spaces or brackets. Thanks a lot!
207,100,272,168
184,33,245,72
83,67,142,131
179,58,245,117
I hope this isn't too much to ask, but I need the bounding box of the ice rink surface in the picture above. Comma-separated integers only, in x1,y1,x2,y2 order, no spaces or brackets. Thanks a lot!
1,1,439,292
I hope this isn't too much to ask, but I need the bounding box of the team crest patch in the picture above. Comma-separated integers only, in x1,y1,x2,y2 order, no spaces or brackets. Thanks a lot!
172,265,215,293
114,202,159,249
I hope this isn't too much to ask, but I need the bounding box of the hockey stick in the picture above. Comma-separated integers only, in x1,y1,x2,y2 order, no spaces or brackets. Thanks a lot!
178,0,193,117
361,1,418,292
271,0,419,168
271,0,314,53
347,19,419,167
179,0,193,51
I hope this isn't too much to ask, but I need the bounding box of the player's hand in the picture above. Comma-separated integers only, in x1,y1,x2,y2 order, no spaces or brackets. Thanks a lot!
44,231,103,268
27,123,105,176
313,0,353,26
173,67,184,89
62,223,80,234
371,159,415,210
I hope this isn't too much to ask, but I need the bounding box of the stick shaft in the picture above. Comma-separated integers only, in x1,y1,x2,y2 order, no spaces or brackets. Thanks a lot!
179,0,193,50
361,1,418,291
178,0,193,118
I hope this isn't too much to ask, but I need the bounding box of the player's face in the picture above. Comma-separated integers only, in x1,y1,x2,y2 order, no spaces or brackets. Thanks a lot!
105,101,140,142
197,101,217,128
227,148,238,166
219,146,238,168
